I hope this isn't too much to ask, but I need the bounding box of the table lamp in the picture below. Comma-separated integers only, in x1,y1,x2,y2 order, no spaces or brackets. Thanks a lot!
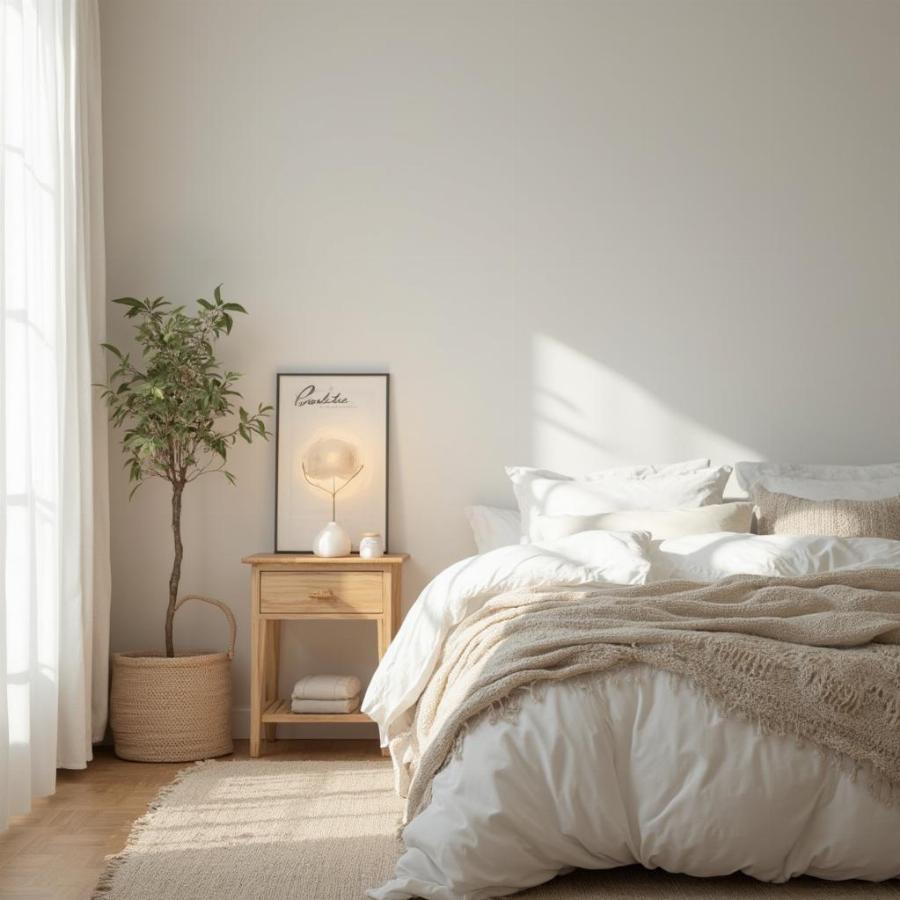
302,437,363,556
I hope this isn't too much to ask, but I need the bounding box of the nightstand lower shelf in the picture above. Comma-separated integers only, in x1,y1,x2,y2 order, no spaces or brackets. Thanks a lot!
261,699,371,725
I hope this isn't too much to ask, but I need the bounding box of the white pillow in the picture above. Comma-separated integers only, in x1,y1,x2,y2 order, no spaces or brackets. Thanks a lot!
507,464,732,542
650,531,900,584
735,461,900,499
464,506,522,554
585,458,711,481
752,475,900,501
465,463,714,552
531,502,752,543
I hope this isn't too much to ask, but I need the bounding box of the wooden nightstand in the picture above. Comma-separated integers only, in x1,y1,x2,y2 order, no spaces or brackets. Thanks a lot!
242,552,408,757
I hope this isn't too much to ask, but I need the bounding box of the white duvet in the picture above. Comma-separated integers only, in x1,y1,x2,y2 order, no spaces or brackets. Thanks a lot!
362,531,900,899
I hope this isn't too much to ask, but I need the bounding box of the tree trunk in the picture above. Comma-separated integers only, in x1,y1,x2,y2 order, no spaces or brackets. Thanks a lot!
165,481,185,657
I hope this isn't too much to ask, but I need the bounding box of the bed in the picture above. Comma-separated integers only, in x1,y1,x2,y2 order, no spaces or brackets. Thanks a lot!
362,461,900,899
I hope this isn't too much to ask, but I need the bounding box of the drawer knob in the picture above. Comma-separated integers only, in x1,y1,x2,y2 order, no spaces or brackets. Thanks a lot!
309,589,336,601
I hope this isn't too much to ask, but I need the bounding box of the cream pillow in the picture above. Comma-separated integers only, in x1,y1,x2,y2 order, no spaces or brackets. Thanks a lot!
531,502,752,543
751,485,900,539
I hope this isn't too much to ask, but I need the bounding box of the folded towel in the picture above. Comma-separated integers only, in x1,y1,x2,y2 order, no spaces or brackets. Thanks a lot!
291,674,362,701
291,696,360,714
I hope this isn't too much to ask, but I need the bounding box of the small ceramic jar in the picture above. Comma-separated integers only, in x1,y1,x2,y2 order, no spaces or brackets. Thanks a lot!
359,532,385,559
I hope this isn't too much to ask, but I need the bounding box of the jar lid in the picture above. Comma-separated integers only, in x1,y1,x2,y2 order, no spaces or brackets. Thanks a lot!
361,532,381,537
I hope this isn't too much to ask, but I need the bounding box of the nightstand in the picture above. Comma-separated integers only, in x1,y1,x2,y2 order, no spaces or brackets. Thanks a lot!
241,552,408,757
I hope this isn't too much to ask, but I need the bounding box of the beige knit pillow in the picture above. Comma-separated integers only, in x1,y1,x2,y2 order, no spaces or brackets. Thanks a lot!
751,484,900,539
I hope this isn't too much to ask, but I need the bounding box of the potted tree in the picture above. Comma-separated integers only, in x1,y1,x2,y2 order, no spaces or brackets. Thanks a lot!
100,287,271,762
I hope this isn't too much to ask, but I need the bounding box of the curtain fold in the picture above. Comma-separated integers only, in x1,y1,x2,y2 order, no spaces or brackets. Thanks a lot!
0,0,110,828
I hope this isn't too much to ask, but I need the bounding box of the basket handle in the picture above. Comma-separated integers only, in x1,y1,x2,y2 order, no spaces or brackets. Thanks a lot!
174,594,237,660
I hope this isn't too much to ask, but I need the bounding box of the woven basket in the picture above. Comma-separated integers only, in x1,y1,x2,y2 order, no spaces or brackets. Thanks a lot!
110,595,237,762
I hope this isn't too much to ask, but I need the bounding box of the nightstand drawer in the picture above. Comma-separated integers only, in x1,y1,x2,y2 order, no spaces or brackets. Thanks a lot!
259,571,383,614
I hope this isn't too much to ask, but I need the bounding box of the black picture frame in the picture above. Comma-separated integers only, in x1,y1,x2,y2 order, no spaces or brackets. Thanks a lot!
274,373,389,553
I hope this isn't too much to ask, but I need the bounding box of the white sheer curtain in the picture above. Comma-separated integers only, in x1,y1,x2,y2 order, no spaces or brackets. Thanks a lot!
0,0,110,829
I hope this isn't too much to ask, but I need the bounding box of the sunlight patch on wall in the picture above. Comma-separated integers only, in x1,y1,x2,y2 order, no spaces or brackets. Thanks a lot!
531,334,759,474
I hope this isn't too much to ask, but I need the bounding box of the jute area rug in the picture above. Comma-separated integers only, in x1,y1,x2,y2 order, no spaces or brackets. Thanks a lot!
94,760,900,899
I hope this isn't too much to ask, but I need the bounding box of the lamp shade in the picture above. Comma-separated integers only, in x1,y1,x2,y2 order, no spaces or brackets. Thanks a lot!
303,438,360,480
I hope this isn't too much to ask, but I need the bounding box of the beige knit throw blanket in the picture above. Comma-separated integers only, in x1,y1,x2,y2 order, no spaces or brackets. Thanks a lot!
401,569,900,823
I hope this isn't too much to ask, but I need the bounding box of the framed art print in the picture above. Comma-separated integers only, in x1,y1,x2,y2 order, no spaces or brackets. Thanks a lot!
275,373,388,553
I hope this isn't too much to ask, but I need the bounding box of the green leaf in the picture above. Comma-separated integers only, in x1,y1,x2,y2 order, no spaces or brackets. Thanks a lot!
101,286,266,501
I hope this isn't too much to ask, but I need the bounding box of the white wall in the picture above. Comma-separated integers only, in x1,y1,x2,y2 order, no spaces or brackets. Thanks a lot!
99,0,900,737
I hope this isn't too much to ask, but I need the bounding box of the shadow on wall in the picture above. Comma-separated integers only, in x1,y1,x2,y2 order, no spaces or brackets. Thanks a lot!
520,320,900,481
529,333,760,475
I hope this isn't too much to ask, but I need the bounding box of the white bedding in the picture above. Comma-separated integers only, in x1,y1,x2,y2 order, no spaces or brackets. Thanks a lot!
362,531,900,898
650,531,900,582
363,529,653,773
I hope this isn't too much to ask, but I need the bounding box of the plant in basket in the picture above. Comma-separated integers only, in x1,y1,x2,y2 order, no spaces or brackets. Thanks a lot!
99,286,271,761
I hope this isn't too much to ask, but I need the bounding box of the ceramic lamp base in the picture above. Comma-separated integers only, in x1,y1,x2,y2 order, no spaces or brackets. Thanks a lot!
313,521,352,557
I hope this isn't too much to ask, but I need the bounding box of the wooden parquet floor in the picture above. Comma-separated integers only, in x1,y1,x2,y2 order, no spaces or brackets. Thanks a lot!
0,739,381,900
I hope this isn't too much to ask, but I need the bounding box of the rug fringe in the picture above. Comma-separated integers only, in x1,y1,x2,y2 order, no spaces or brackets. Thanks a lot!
92,759,218,898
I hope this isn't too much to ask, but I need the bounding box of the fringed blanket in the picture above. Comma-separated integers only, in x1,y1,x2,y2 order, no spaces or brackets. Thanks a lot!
401,569,900,822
